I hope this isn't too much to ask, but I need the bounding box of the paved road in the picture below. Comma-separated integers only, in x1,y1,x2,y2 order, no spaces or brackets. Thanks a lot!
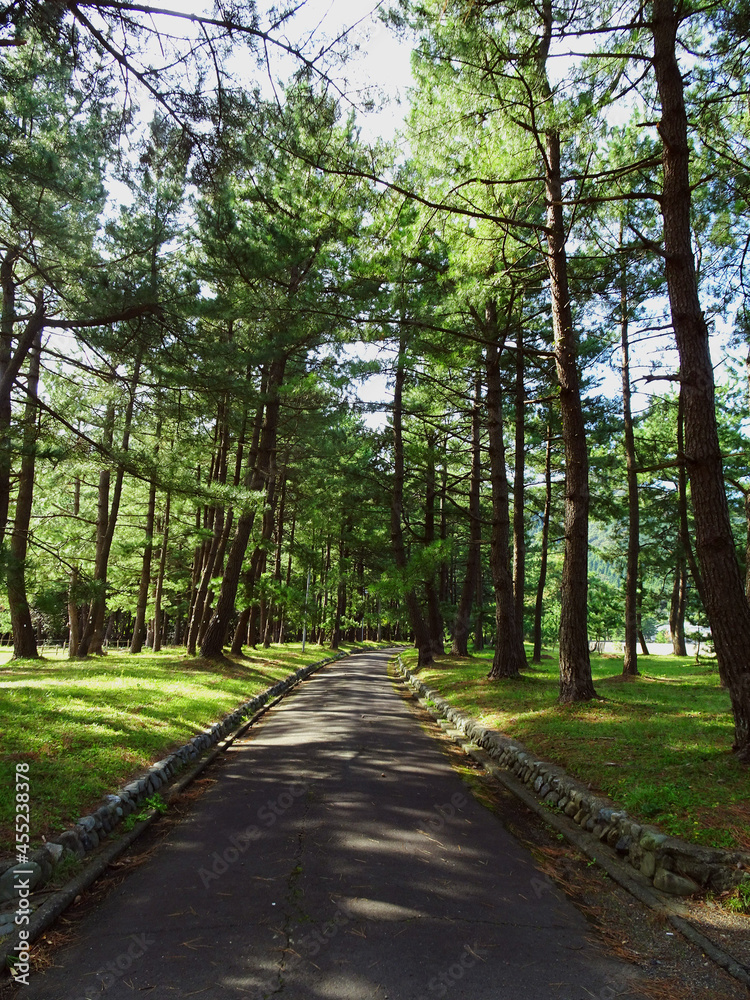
21,650,646,999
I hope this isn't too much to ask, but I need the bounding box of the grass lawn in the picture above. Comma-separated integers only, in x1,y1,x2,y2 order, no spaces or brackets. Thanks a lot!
0,641,377,856
401,646,750,853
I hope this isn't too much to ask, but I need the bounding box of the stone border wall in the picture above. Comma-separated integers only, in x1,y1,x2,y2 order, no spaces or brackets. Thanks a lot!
396,656,750,897
0,652,347,935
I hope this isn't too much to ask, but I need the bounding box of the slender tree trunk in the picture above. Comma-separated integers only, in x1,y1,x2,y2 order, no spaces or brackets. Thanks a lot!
201,358,286,658
264,471,287,648
652,0,750,757
68,567,81,658
78,355,141,656
676,387,707,610
153,492,171,653
331,518,350,650
8,327,42,659
452,373,482,655
0,246,18,551
130,427,160,654
513,328,526,649
390,332,432,667
620,254,640,677
637,570,649,655
537,1,595,701
485,305,526,679
424,430,445,655
473,568,484,651
669,556,688,656
532,419,553,664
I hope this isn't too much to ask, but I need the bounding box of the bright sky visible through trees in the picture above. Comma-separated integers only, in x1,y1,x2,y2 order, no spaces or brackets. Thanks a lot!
2,0,750,761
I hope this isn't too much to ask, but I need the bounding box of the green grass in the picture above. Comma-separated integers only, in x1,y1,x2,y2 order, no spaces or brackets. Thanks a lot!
0,641,376,856
404,647,750,853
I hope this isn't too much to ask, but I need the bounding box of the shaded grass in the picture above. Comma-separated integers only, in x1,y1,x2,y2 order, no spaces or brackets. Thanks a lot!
0,641,374,854
405,647,750,853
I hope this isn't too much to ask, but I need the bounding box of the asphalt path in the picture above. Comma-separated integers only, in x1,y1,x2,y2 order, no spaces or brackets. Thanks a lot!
21,649,647,1000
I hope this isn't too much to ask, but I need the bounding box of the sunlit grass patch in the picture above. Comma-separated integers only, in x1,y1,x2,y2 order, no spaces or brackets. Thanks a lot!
405,646,748,852
0,642,341,854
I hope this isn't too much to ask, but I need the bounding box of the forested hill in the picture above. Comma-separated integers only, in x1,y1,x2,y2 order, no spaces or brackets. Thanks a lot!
2,1,750,760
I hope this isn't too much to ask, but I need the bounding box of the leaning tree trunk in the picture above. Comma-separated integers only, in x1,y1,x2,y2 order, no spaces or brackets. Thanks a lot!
653,0,750,758
485,304,526,680
8,327,42,659
452,373,482,655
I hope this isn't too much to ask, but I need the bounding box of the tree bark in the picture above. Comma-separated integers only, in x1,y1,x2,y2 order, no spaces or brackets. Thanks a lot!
652,0,750,758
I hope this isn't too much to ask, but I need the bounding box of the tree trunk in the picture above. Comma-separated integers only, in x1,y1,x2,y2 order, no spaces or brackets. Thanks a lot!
0,255,45,550
532,418,553,664
676,387,707,610
669,556,688,656
200,357,286,658
390,332,432,667
152,492,171,653
484,304,526,680
68,568,81,658
620,253,640,677
424,430,445,655
452,373,482,655
8,327,42,659
652,0,750,757
537,1,595,701
78,354,141,657
331,519,349,650
130,455,159,654
513,328,526,648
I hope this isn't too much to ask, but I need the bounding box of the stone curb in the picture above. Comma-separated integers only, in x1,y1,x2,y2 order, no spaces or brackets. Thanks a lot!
394,657,750,990
0,646,379,959
394,656,750,898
